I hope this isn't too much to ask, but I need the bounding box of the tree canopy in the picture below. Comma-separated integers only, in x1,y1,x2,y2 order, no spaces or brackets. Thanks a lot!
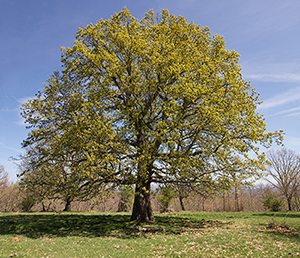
20,8,283,221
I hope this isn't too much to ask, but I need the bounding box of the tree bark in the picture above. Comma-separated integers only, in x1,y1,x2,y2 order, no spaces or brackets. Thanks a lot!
42,202,46,212
131,181,155,222
227,192,231,211
235,188,240,212
63,198,72,211
103,199,107,212
287,198,292,211
131,130,156,222
179,196,185,211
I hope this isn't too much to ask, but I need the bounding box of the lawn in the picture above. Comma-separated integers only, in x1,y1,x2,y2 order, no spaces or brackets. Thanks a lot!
0,211,299,257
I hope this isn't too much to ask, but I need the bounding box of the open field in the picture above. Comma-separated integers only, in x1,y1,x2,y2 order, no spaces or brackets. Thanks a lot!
0,211,299,257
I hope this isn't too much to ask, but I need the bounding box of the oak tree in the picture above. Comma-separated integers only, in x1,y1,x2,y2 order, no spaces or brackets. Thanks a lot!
21,8,282,221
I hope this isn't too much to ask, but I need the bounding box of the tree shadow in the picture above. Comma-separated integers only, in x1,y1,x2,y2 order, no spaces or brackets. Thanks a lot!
262,228,300,242
251,212,300,219
252,212,300,242
0,212,218,239
2,212,298,242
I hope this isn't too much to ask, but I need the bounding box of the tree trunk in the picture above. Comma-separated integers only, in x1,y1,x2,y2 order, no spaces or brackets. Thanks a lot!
294,197,300,211
249,188,253,211
131,132,155,222
227,192,231,211
235,188,240,212
46,200,53,212
63,198,72,211
179,196,185,211
131,182,155,222
103,199,107,212
287,198,292,211
42,202,46,212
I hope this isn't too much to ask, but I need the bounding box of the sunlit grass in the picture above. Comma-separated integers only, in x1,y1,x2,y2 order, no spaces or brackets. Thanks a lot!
0,211,299,257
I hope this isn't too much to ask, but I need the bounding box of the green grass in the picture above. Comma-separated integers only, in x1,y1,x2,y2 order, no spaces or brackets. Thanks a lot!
0,211,299,257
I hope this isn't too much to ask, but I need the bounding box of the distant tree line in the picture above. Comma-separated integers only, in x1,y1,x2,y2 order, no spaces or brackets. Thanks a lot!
1,163,299,213
2,148,300,212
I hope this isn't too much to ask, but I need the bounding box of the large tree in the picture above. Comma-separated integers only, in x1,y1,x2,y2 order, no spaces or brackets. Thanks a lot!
266,148,300,211
21,8,282,221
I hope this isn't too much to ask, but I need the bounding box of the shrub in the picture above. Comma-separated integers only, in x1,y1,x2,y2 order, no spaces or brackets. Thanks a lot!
117,186,134,212
157,185,176,213
19,197,35,211
262,195,284,212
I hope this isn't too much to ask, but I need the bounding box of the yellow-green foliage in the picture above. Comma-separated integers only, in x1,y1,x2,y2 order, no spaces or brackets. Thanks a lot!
20,8,283,213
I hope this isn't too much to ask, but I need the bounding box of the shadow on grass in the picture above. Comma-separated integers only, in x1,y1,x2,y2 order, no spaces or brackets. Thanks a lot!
0,212,215,239
266,229,300,242
2,212,298,241
252,212,300,242
262,225,300,243
251,212,300,219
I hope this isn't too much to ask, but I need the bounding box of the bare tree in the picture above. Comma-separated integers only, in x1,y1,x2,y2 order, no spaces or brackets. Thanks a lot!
0,165,8,186
0,165,20,212
266,148,300,211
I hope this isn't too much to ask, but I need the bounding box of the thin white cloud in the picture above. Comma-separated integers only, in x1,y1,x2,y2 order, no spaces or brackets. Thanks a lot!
270,106,300,117
283,136,300,148
16,96,35,105
241,61,300,83
8,96,33,126
247,73,300,83
259,86,300,110
285,111,300,117
0,142,23,154
14,118,26,126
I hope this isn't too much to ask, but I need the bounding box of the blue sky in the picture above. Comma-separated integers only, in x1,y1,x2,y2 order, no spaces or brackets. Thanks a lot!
1,0,300,181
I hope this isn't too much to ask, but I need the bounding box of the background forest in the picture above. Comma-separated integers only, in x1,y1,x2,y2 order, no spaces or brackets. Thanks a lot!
1,163,300,213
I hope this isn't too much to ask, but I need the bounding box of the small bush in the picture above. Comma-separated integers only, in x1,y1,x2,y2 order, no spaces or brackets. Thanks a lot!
262,195,283,212
117,186,133,212
19,197,35,212
158,185,176,213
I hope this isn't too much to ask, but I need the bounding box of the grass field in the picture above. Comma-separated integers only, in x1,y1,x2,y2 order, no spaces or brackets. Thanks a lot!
0,211,299,257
